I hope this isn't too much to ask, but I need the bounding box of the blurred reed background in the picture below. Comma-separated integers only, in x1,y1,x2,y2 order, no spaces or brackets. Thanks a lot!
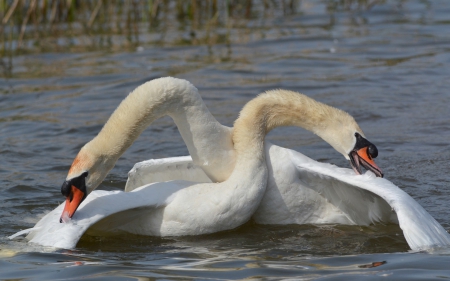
0,0,382,77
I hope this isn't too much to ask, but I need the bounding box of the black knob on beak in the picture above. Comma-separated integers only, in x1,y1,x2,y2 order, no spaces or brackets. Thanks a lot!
368,144,378,159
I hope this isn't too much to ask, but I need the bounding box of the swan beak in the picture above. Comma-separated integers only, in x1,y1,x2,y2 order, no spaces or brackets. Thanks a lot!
60,185,85,223
60,171,88,223
349,133,383,178
350,147,383,178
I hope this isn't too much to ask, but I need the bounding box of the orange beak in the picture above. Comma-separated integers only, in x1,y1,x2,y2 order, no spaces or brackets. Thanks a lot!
355,147,383,178
349,132,383,178
60,185,85,223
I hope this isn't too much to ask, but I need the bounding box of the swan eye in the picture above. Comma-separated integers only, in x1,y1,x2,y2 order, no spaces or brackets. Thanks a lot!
368,144,378,159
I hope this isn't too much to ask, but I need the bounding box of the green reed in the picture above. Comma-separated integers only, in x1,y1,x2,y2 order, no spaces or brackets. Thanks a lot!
1,0,268,51
0,0,384,78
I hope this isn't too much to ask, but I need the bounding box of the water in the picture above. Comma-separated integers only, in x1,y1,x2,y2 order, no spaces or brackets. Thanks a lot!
1,0,450,279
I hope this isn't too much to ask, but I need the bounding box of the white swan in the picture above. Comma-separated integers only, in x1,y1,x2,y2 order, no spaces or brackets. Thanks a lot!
121,78,450,250
13,81,379,248
11,78,450,251
58,77,381,223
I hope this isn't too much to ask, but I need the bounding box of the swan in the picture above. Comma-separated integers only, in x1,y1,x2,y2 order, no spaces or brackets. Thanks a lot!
121,78,450,250
10,77,450,251
11,83,376,249
58,77,381,223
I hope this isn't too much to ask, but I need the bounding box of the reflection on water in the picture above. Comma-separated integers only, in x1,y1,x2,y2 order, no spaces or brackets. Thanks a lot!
1,0,403,76
2,0,295,56
76,223,410,255
1,0,450,280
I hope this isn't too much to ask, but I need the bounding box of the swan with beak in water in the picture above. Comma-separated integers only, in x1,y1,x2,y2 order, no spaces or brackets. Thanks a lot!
60,84,380,224
11,78,450,251
61,78,382,224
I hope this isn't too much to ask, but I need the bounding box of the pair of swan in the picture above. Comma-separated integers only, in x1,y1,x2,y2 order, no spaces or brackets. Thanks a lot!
11,77,450,251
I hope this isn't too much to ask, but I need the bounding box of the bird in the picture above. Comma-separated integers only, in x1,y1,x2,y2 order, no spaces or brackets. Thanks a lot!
123,77,450,250
10,77,450,251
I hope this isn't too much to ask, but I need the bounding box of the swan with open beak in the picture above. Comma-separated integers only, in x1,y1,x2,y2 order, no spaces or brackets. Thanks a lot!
349,132,383,178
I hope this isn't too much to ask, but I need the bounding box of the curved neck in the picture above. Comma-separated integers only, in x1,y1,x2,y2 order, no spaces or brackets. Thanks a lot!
168,95,235,182
83,77,234,181
231,89,359,163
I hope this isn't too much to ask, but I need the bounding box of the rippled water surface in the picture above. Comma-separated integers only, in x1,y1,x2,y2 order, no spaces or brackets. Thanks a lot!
1,0,450,280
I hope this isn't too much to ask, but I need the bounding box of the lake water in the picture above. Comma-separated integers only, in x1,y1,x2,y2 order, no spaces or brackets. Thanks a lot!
1,0,450,279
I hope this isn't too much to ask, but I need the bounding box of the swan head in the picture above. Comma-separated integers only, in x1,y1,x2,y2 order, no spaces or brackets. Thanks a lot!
59,145,114,222
60,171,88,223
348,132,383,178
312,108,383,178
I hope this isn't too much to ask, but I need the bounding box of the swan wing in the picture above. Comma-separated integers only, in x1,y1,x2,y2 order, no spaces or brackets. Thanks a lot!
10,181,190,249
125,156,211,192
288,149,450,251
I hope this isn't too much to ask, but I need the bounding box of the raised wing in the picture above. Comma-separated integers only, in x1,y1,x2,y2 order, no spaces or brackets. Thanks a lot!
288,149,450,251
125,156,212,192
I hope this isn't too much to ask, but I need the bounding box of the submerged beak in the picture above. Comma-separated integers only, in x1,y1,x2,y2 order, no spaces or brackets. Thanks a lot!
349,133,383,178
60,185,85,223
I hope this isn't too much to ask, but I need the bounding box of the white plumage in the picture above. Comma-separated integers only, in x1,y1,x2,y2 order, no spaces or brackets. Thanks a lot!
10,77,450,251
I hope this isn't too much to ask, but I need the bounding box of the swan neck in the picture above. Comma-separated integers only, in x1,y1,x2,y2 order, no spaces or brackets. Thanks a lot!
232,90,359,159
82,77,235,187
168,95,235,182
89,78,196,159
